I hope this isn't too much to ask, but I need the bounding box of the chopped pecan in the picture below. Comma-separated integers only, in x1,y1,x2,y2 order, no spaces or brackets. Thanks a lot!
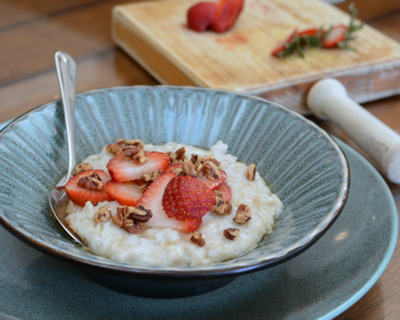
246,163,256,181
213,201,233,215
139,170,162,192
77,172,104,191
168,151,177,163
72,163,93,176
182,161,197,176
203,161,222,181
106,138,144,155
94,204,111,223
233,204,251,224
127,205,153,223
191,233,206,247
175,147,186,161
124,149,148,164
223,228,240,240
212,190,232,215
191,154,199,165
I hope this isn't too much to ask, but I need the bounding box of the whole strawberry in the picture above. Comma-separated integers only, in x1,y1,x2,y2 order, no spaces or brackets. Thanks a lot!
162,176,216,221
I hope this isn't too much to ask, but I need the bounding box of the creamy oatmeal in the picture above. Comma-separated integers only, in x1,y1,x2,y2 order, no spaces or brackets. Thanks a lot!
65,141,282,266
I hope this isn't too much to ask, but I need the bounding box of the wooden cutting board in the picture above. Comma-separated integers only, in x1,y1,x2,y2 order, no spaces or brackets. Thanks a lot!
111,0,400,113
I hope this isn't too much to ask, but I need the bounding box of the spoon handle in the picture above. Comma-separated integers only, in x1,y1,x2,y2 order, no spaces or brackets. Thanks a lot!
55,51,77,184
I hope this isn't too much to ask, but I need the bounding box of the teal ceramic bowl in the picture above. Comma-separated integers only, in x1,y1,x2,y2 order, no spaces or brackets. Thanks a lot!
0,86,349,297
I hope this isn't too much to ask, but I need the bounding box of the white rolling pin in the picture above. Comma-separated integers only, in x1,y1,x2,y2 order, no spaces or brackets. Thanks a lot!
307,78,400,184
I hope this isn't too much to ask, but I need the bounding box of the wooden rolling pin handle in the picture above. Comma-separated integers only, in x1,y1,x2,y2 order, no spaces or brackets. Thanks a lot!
307,78,400,184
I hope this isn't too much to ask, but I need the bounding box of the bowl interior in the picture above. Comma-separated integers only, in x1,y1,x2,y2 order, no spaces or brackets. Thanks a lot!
0,86,348,275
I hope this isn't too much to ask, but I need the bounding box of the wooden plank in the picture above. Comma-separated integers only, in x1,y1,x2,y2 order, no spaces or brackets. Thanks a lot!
0,49,157,123
0,0,131,86
112,0,400,113
335,0,400,21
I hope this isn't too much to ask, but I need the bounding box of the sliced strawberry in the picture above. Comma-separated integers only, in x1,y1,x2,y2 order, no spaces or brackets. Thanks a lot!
164,162,184,173
271,30,298,57
198,169,228,190
187,2,217,32
215,182,231,202
105,181,142,206
322,24,348,48
210,0,244,33
107,151,170,183
138,172,201,233
162,176,216,221
65,169,112,206
298,27,319,37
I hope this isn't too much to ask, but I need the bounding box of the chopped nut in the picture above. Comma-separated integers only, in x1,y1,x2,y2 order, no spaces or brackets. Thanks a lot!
124,149,148,164
77,172,104,191
168,151,177,163
175,147,186,161
182,161,197,176
212,190,232,215
191,233,206,247
203,161,222,181
106,138,144,155
233,204,252,224
223,228,240,240
213,202,233,215
246,163,256,181
94,204,111,223
139,170,162,192
127,205,153,223
191,154,199,165
72,163,93,176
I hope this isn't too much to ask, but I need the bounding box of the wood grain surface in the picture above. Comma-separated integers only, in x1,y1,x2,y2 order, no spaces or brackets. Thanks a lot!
112,0,400,113
0,1,399,319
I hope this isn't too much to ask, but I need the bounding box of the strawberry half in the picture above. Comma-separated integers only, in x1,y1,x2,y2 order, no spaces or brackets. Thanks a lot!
65,169,112,206
162,176,216,221
105,181,142,206
322,24,348,48
187,2,217,32
210,0,244,33
107,151,170,183
138,172,201,233
215,182,232,202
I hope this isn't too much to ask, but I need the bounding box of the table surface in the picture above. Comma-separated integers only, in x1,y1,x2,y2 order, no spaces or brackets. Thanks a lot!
0,1,399,319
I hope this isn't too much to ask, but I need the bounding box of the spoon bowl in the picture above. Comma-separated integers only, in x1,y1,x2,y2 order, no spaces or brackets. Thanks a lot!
48,51,84,245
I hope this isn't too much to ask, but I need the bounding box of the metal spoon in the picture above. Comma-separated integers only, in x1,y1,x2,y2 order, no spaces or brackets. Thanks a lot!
48,51,84,245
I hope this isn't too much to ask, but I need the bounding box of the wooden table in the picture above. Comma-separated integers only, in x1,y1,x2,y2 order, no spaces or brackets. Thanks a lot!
0,1,399,318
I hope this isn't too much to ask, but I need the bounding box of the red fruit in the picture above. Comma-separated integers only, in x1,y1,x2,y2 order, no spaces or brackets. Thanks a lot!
215,182,231,202
271,30,298,57
322,24,348,48
65,170,112,206
298,27,319,37
187,2,217,32
139,172,201,233
198,169,228,190
105,181,142,206
107,151,170,183
162,176,216,221
210,0,244,33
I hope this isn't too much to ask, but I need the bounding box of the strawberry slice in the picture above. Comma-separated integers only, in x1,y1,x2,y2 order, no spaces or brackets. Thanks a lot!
198,169,228,190
215,182,231,202
65,169,112,206
138,172,201,233
107,151,170,183
105,181,142,206
162,176,216,221
271,30,298,57
322,24,348,48
210,0,244,33
187,2,217,32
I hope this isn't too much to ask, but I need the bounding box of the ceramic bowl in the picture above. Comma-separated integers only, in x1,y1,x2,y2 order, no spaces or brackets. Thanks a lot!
0,86,349,298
